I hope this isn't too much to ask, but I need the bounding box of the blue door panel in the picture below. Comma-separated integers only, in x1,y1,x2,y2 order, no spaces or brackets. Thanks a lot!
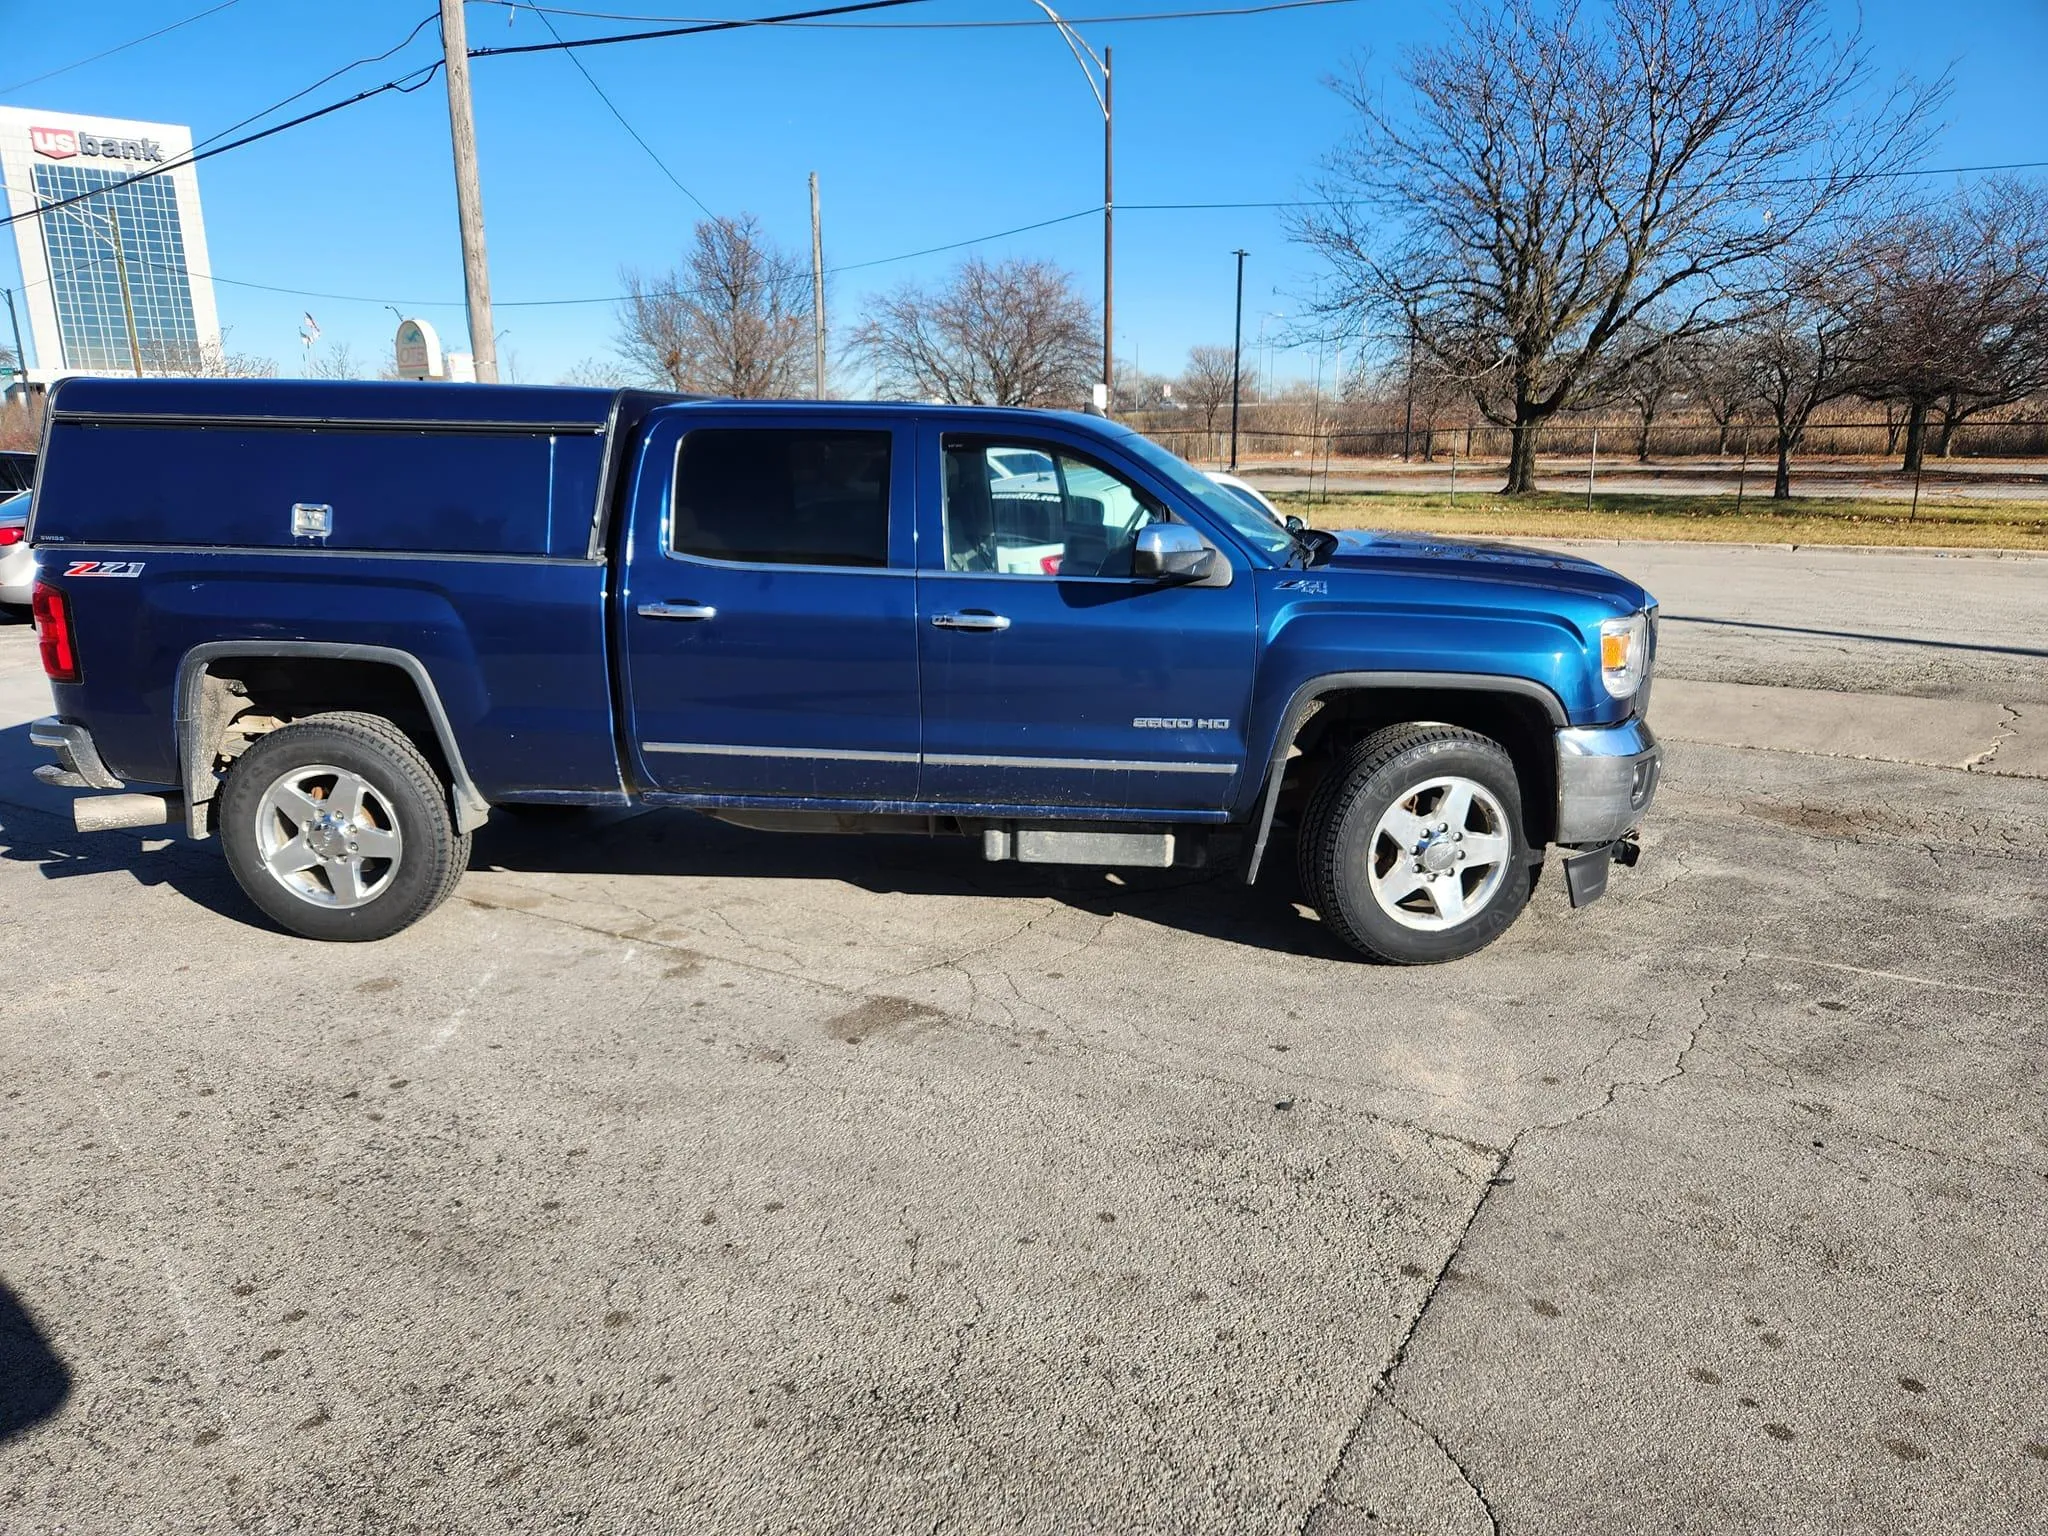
619,407,921,800
912,422,1258,812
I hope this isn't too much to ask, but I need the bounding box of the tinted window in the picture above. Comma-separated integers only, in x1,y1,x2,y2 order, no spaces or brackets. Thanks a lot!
0,454,33,494
673,429,891,568
943,438,1163,578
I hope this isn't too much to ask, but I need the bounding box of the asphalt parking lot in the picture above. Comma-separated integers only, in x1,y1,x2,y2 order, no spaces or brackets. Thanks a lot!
1,542,2043,1535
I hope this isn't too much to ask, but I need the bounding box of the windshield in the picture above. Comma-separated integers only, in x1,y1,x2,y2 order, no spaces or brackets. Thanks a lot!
1219,481,1280,524
1111,430,1297,562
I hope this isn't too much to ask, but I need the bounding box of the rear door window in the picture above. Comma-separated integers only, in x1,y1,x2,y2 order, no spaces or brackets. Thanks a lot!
672,428,892,568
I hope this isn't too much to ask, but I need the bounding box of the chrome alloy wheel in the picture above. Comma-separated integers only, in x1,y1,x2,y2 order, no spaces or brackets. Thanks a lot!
252,763,404,909
1365,775,1513,931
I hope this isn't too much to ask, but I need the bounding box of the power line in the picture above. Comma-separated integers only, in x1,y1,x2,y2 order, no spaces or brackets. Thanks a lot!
470,0,933,58
11,204,1106,311
481,0,1360,26
0,63,447,230
530,5,717,216
0,14,446,229
0,0,243,95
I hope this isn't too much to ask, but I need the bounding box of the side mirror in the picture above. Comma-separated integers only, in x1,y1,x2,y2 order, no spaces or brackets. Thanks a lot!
1133,523,1216,582
1284,514,1306,533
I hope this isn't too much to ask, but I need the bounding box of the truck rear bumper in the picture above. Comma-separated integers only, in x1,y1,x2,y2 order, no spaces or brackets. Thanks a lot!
29,717,125,791
1555,717,1659,845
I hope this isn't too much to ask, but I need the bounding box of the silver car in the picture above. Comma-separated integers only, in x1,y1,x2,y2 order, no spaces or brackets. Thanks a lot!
0,491,32,613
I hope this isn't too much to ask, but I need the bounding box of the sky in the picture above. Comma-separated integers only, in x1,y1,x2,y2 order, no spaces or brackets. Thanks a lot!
0,0,2043,388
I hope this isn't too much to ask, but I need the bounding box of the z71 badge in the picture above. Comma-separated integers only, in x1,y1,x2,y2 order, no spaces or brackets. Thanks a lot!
62,561,146,578
1276,578,1328,595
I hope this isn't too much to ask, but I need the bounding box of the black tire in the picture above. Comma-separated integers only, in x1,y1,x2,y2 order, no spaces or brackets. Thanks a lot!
1298,723,1532,964
219,711,471,942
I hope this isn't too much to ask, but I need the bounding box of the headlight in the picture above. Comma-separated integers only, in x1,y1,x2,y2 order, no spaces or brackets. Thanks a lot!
1598,611,1649,699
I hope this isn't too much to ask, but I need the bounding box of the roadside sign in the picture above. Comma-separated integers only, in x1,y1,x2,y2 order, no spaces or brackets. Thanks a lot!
394,318,443,381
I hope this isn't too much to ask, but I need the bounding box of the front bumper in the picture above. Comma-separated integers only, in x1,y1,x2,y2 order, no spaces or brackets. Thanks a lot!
1555,717,1659,846
30,717,124,790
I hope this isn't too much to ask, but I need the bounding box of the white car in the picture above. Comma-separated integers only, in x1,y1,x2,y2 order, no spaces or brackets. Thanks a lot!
1205,470,1292,529
0,491,31,613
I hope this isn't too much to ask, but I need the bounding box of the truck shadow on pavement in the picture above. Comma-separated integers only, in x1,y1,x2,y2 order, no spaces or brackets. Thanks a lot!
470,807,1353,961
0,723,1343,957
0,1280,72,1445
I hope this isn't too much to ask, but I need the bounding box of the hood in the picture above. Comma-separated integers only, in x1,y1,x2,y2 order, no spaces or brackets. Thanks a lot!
1315,529,1653,611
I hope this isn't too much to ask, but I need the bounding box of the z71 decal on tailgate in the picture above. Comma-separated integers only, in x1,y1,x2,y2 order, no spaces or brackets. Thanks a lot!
63,561,146,578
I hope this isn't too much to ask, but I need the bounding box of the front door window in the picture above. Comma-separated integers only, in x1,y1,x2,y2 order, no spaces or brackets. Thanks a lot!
943,439,1164,578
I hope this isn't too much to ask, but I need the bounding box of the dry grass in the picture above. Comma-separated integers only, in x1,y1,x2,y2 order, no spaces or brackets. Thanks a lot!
1275,489,2048,550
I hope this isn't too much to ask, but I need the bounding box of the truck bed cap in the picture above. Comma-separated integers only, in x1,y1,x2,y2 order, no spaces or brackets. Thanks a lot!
49,377,618,433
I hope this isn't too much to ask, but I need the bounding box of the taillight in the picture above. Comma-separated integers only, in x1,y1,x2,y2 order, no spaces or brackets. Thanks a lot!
0,526,21,547
31,582,80,683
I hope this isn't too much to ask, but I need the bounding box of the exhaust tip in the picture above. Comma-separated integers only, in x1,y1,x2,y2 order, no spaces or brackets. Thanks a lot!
73,792,182,834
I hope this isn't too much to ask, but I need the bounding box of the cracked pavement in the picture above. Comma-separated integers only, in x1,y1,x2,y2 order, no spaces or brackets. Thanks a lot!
1,544,2044,1534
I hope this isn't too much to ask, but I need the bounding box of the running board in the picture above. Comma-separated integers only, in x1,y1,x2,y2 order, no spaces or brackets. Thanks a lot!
982,828,1176,868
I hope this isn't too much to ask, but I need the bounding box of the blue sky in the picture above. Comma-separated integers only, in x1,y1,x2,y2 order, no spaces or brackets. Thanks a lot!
1,0,2043,386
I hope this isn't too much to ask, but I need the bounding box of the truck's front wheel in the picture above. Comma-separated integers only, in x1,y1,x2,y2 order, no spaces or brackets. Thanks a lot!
1299,724,1531,964
219,712,470,942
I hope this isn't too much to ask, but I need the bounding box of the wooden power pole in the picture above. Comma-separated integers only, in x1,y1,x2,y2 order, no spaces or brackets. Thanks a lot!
439,0,498,383
810,172,826,400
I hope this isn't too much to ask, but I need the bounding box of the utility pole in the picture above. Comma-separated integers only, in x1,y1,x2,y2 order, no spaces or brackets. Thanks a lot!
106,209,143,376
439,0,498,383
2,287,29,390
1102,45,1113,406
809,172,826,400
1229,249,1247,471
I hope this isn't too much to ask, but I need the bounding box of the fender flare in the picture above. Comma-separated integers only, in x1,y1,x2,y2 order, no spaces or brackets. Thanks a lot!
1241,670,1567,884
175,640,491,840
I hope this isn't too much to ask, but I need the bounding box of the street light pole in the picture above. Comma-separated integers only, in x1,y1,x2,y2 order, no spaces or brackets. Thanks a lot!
1102,45,1112,404
1029,2,1111,408
1229,249,1247,471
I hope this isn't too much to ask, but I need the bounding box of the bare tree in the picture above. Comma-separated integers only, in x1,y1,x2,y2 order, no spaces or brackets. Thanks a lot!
558,356,632,389
1292,0,1941,492
849,257,1097,407
1679,332,1757,455
1614,322,1697,462
618,214,810,397
1178,344,1246,433
1112,363,1173,413
0,392,39,452
306,341,361,380
1731,249,1874,497
138,332,277,378
1852,179,2048,470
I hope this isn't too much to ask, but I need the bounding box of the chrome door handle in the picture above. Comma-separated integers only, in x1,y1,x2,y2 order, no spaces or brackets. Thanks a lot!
931,611,1011,632
639,601,718,621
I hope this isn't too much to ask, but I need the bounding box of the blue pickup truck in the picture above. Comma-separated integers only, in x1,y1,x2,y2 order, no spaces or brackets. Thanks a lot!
24,378,1659,963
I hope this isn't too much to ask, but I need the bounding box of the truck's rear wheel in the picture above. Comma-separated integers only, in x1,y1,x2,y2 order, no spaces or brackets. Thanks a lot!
1299,724,1531,964
220,712,470,941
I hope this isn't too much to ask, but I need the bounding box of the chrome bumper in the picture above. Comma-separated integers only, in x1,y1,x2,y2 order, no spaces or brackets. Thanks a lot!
1555,717,1659,846
29,716,124,791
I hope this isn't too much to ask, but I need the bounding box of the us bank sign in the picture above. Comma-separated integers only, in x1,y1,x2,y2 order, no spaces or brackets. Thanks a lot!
29,125,170,163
